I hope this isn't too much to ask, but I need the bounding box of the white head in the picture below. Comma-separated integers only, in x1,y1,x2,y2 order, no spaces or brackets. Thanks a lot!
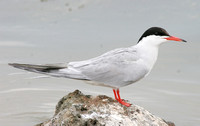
137,27,186,47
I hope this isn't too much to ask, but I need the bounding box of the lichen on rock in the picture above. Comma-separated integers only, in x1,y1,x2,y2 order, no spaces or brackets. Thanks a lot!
36,90,175,126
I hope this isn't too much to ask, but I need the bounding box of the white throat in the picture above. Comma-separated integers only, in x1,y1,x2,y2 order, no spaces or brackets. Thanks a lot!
135,35,168,73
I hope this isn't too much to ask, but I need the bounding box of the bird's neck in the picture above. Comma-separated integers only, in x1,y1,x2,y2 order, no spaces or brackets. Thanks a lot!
136,42,159,71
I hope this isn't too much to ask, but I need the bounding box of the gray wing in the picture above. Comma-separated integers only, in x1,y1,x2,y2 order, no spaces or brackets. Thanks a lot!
66,47,148,88
9,47,148,88
9,63,88,80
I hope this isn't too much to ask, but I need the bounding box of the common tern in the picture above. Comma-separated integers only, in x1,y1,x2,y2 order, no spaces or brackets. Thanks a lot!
9,27,186,107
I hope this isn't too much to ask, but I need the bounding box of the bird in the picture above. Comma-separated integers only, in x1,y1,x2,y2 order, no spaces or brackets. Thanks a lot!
9,27,186,107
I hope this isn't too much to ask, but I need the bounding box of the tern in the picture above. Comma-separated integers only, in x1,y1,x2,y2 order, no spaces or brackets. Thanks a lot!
9,27,186,107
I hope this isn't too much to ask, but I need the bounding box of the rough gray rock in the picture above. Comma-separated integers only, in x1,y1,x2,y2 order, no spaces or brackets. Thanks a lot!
36,90,175,126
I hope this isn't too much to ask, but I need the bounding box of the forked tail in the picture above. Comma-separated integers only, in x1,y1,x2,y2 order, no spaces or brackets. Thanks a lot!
8,63,67,74
8,63,88,80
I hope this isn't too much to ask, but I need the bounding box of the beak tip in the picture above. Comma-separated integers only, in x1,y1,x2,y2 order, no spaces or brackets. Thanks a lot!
182,39,187,42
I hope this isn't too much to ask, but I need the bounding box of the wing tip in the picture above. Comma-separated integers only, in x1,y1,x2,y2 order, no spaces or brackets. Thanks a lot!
8,63,19,67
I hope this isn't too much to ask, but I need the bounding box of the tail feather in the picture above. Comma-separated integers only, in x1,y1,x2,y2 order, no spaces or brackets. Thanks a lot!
9,63,89,80
8,63,67,73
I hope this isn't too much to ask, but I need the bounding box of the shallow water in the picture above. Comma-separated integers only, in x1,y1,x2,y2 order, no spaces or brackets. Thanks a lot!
0,0,200,126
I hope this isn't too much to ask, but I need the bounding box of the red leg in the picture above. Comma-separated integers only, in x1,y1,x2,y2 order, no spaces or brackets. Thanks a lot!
116,89,131,107
113,89,118,100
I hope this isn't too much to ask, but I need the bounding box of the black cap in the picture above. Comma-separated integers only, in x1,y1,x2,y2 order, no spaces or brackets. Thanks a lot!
138,27,170,43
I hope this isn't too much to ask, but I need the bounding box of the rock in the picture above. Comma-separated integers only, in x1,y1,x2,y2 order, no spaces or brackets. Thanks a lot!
36,90,175,126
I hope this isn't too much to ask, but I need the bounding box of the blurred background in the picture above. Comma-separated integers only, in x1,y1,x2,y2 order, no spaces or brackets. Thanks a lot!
0,0,199,126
